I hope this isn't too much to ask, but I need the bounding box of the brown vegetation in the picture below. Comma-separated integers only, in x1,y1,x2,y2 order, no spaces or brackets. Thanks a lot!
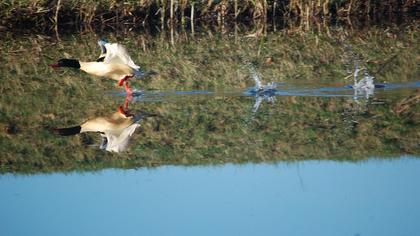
0,0,417,29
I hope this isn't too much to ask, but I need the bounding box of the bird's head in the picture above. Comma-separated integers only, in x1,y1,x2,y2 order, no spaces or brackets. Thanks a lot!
49,59,80,69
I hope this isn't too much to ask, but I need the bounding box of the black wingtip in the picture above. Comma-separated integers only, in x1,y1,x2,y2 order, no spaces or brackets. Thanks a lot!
96,56,105,62
53,126,81,136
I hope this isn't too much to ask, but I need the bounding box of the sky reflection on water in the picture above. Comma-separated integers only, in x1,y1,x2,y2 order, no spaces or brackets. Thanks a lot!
1,157,419,236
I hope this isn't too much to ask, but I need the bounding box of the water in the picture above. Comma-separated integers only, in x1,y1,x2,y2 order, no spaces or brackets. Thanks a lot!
119,80,420,102
1,18,419,236
1,24,419,172
1,157,419,236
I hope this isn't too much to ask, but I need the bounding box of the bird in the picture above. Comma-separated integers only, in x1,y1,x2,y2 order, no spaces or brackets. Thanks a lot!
49,40,149,94
54,106,145,153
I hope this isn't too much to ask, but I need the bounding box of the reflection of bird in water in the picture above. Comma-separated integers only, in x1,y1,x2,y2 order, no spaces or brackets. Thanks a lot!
246,70,276,113
49,40,153,95
54,106,146,153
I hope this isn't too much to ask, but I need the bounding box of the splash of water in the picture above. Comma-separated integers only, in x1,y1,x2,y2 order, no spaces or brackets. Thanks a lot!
343,45,385,100
243,66,277,114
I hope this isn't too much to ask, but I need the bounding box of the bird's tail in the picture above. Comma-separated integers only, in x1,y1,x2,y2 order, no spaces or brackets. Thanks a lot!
53,126,81,136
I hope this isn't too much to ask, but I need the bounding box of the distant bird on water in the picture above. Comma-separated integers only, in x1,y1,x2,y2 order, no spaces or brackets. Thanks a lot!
49,40,152,94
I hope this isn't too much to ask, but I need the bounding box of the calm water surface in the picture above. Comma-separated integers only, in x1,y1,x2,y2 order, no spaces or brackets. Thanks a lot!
1,157,420,236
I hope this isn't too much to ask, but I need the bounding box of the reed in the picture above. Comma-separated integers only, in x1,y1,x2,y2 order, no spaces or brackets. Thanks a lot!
0,0,417,29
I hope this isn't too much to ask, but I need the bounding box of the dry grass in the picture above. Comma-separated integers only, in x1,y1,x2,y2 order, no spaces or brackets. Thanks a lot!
0,0,417,29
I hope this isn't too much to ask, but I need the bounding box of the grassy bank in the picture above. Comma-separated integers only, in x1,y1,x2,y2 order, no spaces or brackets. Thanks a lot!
0,0,418,29
0,23,419,173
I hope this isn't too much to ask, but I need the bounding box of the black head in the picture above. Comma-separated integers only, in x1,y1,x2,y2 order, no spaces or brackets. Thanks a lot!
49,59,80,69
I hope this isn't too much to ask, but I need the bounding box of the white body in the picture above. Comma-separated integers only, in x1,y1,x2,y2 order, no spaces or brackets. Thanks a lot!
80,42,142,81
80,62,134,81
81,111,140,153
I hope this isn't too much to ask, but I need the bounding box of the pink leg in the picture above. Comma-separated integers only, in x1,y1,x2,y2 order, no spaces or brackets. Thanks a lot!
124,96,130,109
118,105,132,117
118,106,127,116
118,75,133,87
117,75,134,110
118,78,125,86
125,82,133,96
124,83,133,109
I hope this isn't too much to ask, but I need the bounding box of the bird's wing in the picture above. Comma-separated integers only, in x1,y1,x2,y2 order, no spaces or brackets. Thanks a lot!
96,40,107,61
103,43,140,70
252,96,263,113
102,123,140,153
251,71,262,89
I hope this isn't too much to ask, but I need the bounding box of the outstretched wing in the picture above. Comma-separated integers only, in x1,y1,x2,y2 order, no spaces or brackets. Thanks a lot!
103,43,141,70
251,71,262,89
101,123,140,153
96,39,108,62
252,96,263,114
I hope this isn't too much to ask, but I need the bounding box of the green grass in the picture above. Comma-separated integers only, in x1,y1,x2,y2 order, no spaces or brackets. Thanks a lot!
0,22,419,173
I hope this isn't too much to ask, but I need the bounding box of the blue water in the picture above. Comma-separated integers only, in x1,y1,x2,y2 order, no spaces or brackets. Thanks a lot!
1,157,420,236
110,80,420,102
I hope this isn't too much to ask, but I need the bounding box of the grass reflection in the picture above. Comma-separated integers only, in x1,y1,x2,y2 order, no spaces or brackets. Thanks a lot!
0,23,419,173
